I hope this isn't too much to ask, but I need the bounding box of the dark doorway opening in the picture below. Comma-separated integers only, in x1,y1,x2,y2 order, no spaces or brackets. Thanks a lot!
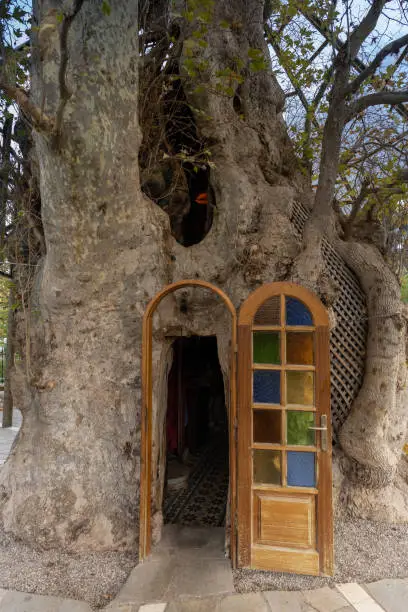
163,336,229,527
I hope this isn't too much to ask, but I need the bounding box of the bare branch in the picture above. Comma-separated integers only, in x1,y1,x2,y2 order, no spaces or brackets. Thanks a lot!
0,82,54,133
312,65,334,107
265,25,310,113
347,0,388,60
345,89,408,121
347,34,408,95
344,178,370,236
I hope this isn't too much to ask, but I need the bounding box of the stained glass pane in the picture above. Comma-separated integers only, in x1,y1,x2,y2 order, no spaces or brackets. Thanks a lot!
286,332,314,365
287,411,315,446
287,451,315,487
253,332,280,364
286,371,314,405
253,409,281,444
253,370,281,404
254,295,280,325
253,449,281,485
286,297,313,326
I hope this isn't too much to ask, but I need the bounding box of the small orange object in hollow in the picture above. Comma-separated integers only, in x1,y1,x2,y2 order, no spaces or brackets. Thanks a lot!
195,192,208,205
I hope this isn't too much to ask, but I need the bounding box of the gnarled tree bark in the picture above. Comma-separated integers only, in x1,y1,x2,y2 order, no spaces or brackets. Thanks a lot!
0,0,406,553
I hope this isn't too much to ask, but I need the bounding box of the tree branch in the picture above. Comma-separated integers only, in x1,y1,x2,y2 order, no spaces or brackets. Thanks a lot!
347,0,388,60
0,82,54,133
55,0,85,142
347,34,408,95
265,23,319,128
312,65,334,107
345,89,408,121
344,178,370,236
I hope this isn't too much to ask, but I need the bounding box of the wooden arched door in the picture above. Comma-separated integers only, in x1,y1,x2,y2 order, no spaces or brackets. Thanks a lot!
236,283,333,576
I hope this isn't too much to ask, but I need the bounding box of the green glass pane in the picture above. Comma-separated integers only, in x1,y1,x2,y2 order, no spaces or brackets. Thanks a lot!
253,449,281,485
253,410,281,444
286,371,314,405
253,332,280,364
286,332,314,365
287,411,315,446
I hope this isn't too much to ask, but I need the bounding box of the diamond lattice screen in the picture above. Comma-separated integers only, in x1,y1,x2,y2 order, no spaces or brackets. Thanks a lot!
291,201,368,441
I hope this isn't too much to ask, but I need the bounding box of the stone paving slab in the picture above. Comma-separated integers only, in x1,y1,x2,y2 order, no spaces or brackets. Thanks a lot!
365,579,408,612
0,591,92,612
105,605,139,612
164,593,269,612
108,555,176,606
163,559,234,600
166,597,219,612
159,526,226,558
302,586,350,612
263,590,315,611
337,584,374,606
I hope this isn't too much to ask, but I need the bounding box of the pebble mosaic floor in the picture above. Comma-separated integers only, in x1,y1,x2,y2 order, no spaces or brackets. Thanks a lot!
163,434,229,527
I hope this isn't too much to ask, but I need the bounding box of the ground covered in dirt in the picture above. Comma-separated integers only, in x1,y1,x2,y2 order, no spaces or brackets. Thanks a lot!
234,518,408,592
0,526,138,608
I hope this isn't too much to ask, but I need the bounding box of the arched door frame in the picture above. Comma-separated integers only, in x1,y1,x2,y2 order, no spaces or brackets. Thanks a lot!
139,280,237,563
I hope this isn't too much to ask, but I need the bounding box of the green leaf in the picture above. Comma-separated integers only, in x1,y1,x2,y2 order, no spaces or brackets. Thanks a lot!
248,47,264,60
102,0,111,16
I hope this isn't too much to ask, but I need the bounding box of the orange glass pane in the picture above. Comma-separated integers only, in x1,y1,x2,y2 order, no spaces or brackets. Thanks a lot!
253,410,281,444
286,371,314,405
253,450,281,485
286,332,314,365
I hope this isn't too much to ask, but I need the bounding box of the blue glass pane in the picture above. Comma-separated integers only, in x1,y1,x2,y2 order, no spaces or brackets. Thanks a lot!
287,451,315,487
253,370,280,404
286,297,313,326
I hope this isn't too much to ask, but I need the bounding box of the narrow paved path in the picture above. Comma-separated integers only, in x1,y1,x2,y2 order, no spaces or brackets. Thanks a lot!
106,526,234,610
0,577,406,611
106,579,408,612
106,525,408,612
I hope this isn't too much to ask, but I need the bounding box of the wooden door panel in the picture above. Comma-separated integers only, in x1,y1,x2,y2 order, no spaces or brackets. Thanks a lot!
252,545,319,576
253,490,316,549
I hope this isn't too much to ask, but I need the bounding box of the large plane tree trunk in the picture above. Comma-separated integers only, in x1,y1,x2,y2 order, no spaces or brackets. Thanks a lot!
0,1,169,550
0,0,406,552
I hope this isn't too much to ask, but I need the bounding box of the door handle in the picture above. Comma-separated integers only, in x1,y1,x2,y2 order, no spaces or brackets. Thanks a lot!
308,415,328,451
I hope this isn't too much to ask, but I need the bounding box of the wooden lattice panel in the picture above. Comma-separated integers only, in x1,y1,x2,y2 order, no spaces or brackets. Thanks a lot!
290,202,367,440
